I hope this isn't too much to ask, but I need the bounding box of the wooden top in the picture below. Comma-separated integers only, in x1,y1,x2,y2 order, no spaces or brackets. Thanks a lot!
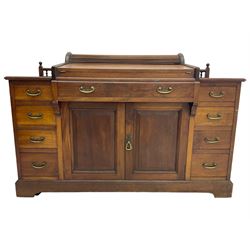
200,78,246,83
54,53,195,78
58,63,192,70
64,52,185,64
4,76,51,81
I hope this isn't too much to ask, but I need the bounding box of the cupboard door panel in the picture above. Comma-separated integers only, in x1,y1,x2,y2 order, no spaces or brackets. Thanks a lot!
126,103,189,180
63,103,125,180
72,109,115,171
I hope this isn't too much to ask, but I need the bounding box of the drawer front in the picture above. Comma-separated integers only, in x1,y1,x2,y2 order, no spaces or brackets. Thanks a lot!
57,82,194,100
16,106,56,126
14,84,53,101
195,107,234,127
193,130,231,149
191,153,229,178
20,152,58,178
17,129,57,148
199,86,236,102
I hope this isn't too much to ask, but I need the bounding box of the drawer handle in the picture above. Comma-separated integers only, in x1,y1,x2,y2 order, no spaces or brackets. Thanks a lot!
79,86,95,94
26,88,41,97
204,137,220,144
202,162,217,169
29,136,45,143
207,113,222,120
157,86,173,94
27,112,43,120
32,161,47,169
209,91,224,98
125,135,133,151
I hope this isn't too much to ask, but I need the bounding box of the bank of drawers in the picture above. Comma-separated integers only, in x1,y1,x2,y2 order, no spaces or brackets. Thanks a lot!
13,83,58,179
191,85,236,179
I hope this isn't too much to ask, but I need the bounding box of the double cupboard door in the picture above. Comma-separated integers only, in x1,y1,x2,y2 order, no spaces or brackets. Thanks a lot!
62,102,190,180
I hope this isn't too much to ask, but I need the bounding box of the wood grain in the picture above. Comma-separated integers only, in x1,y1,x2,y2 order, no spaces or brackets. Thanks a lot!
191,153,229,178
17,129,57,148
193,130,231,150
19,152,58,178
13,83,53,101
198,86,236,102
63,102,125,180
195,107,234,127
57,81,194,99
125,103,189,180
16,106,56,126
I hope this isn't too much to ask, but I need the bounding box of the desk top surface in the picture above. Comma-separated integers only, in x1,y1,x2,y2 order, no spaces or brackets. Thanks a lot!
58,63,192,70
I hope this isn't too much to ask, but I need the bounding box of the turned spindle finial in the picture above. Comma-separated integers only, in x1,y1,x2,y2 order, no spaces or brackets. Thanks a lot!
38,61,43,76
205,63,210,78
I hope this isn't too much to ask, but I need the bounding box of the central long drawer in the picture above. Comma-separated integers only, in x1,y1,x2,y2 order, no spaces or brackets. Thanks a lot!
55,81,196,102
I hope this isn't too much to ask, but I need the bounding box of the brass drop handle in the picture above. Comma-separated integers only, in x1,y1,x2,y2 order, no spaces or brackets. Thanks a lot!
202,162,217,169
204,137,220,144
157,86,173,94
207,113,222,120
79,86,95,94
27,112,43,120
29,136,45,143
125,135,133,151
32,161,47,169
209,91,224,98
26,88,41,97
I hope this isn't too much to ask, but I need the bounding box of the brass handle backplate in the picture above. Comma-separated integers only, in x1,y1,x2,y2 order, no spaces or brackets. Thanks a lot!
125,135,133,151
32,161,47,169
207,113,222,120
29,136,45,143
79,85,95,94
157,86,173,94
202,162,217,169
26,88,41,97
27,112,43,120
209,91,224,98
204,137,220,144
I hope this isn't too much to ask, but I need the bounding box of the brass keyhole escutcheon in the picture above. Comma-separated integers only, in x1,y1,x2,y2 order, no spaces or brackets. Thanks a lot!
125,135,133,151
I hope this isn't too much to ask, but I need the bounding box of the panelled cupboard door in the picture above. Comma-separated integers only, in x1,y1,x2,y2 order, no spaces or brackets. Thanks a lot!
62,102,125,179
125,103,189,180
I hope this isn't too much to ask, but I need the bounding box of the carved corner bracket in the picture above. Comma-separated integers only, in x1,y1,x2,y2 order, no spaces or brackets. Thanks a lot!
191,103,198,116
51,100,61,116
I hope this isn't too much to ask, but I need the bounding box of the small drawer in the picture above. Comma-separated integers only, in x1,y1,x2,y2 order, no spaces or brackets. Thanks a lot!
198,86,236,102
19,152,58,178
57,81,194,101
13,84,53,101
195,107,234,127
191,153,229,178
17,129,57,148
16,106,56,126
193,130,231,149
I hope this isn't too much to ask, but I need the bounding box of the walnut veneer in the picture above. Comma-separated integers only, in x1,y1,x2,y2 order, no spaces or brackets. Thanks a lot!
5,53,245,197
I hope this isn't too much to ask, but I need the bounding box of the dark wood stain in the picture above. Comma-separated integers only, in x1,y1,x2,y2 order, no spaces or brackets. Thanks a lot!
5,52,244,197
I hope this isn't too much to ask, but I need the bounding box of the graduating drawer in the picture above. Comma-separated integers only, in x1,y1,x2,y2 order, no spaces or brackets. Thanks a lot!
16,106,56,126
191,153,229,178
13,84,53,101
198,86,236,102
17,129,57,149
19,152,58,178
193,130,231,149
57,81,195,101
195,107,234,127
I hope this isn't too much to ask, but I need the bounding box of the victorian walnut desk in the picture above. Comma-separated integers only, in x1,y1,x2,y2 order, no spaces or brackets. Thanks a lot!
5,53,245,197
